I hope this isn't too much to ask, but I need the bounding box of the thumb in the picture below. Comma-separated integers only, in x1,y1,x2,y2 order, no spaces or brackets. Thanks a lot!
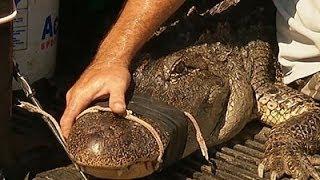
109,88,126,115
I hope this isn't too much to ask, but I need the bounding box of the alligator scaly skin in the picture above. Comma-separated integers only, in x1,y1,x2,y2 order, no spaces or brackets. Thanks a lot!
249,39,320,179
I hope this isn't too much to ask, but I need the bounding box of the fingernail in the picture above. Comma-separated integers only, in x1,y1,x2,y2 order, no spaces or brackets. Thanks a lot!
112,102,126,114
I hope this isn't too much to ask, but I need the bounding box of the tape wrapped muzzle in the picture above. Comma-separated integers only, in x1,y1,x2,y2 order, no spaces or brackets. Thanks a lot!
96,94,188,168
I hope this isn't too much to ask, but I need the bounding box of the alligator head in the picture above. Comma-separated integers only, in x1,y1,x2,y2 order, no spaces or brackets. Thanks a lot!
67,43,231,179
66,2,273,179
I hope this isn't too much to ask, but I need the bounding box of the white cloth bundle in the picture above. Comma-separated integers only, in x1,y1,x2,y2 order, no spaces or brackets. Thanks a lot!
274,0,320,84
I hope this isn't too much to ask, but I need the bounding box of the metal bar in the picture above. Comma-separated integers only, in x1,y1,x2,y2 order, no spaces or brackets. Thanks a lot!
244,139,265,151
215,152,257,172
220,147,260,165
214,159,260,180
233,144,264,159
0,0,14,170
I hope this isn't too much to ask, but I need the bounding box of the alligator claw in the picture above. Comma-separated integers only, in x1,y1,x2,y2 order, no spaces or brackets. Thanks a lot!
258,163,264,178
258,156,283,179
304,156,320,180
270,171,278,180
259,145,320,180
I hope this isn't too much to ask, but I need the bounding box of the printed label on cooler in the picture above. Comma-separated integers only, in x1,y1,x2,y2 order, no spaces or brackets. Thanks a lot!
13,9,27,27
15,0,28,9
13,0,28,50
13,26,27,50
12,0,60,90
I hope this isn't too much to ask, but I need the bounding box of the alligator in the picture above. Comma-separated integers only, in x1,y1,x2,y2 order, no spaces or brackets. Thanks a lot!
65,2,320,180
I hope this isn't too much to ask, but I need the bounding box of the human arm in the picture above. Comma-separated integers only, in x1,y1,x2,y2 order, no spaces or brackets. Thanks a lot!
60,0,185,138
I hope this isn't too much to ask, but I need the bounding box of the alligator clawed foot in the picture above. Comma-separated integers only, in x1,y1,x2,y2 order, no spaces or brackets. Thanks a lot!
258,149,320,180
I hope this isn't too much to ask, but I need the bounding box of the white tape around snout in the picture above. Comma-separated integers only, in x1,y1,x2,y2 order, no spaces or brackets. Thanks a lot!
0,0,17,25
77,107,211,167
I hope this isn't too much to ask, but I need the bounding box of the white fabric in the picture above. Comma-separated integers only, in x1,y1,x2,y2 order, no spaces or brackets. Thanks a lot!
273,0,320,84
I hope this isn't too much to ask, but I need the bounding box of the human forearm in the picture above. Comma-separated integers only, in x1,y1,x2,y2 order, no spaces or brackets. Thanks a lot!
94,0,185,67
60,0,185,137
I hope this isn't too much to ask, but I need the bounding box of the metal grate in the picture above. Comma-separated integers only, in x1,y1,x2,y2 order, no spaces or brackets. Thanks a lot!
31,118,274,180
147,123,272,180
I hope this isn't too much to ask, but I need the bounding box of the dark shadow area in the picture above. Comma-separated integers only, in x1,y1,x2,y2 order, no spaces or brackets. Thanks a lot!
55,1,125,83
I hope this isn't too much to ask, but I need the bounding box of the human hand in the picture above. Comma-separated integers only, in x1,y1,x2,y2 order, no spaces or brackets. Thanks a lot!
60,61,131,138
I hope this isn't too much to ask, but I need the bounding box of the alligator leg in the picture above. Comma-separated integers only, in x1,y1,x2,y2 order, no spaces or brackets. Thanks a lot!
247,39,320,179
258,111,320,180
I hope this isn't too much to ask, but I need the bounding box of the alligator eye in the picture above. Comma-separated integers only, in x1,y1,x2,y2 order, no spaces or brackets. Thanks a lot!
171,61,187,75
169,59,199,81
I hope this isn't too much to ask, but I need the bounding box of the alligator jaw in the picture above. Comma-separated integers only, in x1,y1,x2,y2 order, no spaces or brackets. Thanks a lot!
78,161,157,179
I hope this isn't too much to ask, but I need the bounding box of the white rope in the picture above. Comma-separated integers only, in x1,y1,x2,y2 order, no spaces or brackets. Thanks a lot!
19,101,209,170
18,101,67,145
184,111,209,161
77,106,165,167
17,103,165,168
0,0,17,25
79,107,209,164
19,102,208,167
125,110,164,164
18,101,88,180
